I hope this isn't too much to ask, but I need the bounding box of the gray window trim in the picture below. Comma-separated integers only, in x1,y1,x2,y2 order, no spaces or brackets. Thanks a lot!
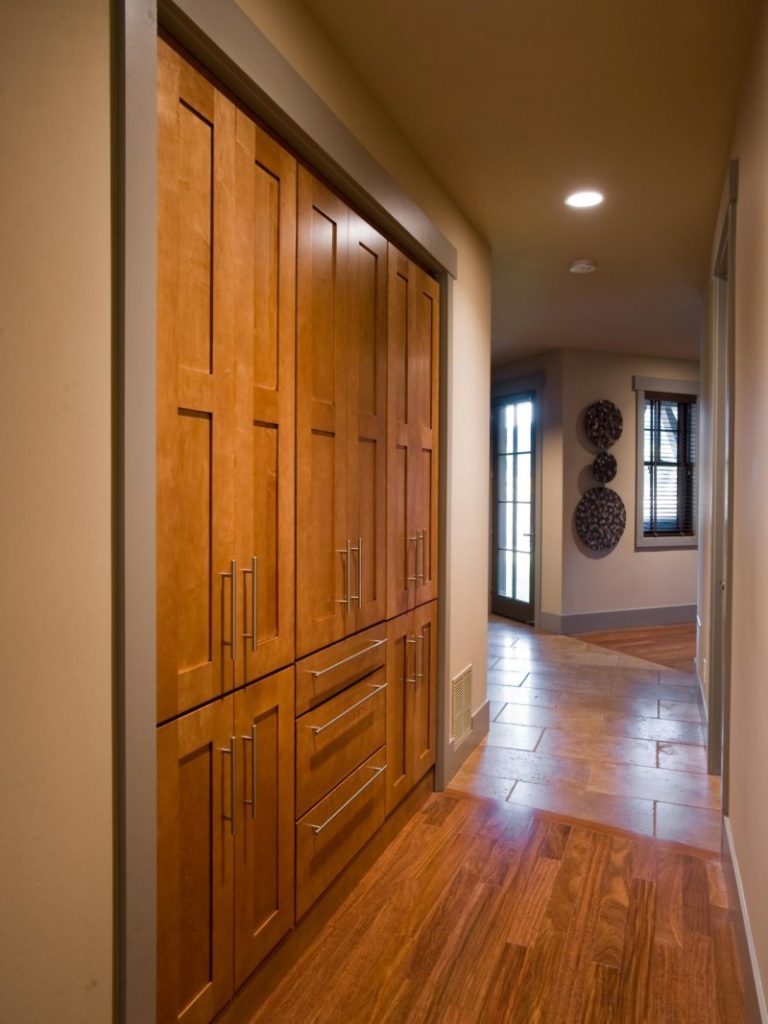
633,376,699,550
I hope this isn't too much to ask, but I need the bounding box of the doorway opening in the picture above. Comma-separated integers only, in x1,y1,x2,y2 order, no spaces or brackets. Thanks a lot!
491,392,536,623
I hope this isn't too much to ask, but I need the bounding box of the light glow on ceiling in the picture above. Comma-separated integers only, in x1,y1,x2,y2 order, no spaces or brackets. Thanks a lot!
565,190,604,208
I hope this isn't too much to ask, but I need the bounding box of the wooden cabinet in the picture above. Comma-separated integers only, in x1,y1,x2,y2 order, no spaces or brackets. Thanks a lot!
296,171,387,657
385,601,438,815
157,669,294,1024
157,38,295,722
386,247,440,619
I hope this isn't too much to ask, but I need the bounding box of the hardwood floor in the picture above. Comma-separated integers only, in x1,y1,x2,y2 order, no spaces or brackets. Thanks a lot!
579,624,697,674
450,618,720,852
250,791,746,1023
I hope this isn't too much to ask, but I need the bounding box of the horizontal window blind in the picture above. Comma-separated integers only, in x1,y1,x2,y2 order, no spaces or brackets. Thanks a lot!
643,393,696,537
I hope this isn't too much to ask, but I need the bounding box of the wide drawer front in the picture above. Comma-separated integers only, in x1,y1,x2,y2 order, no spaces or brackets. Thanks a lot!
296,672,386,817
295,749,386,919
295,624,387,715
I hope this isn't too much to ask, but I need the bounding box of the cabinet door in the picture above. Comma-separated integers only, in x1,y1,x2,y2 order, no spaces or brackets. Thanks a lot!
386,248,418,618
233,668,295,986
385,610,415,814
157,40,238,722
411,266,440,607
157,697,234,1024
347,213,388,632
296,169,349,656
233,109,296,684
411,600,438,782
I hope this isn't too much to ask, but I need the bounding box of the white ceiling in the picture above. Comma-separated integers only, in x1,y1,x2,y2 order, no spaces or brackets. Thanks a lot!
300,0,761,364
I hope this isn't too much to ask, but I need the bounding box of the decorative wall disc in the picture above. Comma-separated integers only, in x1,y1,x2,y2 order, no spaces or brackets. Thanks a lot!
592,451,617,484
584,400,623,449
575,487,626,552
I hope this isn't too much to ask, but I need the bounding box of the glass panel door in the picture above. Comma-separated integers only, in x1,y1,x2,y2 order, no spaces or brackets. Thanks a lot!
492,393,535,622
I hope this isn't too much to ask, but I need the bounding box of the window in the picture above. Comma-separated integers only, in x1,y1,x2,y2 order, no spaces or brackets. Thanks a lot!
633,377,698,549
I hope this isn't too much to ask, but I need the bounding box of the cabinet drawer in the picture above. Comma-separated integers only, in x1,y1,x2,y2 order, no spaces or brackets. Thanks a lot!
296,672,386,817
295,624,387,715
296,749,386,918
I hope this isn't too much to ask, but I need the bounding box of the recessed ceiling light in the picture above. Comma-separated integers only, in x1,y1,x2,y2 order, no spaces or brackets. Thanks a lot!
570,259,597,274
565,190,604,208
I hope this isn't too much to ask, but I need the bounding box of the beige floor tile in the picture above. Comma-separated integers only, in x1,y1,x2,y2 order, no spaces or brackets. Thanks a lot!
588,762,720,810
485,721,544,751
657,741,708,774
507,781,655,836
602,713,706,745
495,686,562,708
660,700,706,724
655,802,722,853
537,728,658,767
487,668,528,687
449,772,516,802
466,743,590,786
495,703,604,734
558,692,660,718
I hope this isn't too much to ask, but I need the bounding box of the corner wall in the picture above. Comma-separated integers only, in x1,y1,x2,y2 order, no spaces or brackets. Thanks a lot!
0,2,114,1022
234,0,493,753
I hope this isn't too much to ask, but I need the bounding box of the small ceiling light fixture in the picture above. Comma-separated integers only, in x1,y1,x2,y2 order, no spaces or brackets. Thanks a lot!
570,259,597,274
565,190,604,208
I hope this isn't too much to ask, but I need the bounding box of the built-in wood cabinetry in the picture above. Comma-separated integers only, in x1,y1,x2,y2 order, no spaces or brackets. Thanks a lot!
386,247,440,618
156,35,441,1024
296,171,388,658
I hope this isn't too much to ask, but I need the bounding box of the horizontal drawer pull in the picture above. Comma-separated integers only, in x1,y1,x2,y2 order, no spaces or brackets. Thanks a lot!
307,683,386,736
310,638,387,680
303,765,386,835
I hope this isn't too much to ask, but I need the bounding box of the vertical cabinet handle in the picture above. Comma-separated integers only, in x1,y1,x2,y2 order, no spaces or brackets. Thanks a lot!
220,737,237,835
219,559,237,660
241,556,258,652
417,530,426,585
407,535,419,584
241,723,258,820
405,636,418,684
357,537,363,608
417,632,425,682
336,539,351,610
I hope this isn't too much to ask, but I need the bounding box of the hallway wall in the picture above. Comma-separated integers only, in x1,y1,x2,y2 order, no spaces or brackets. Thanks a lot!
717,7,768,1009
0,2,113,1023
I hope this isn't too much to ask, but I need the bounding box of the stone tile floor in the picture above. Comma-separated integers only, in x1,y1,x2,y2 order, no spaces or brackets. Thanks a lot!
448,618,721,853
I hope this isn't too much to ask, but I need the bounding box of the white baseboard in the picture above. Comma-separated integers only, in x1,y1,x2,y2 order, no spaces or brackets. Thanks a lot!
724,816,768,1023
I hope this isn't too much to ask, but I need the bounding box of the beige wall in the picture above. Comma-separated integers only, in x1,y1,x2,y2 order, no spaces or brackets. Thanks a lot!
494,349,699,626
720,5,768,1006
235,0,493,721
0,2,113,1023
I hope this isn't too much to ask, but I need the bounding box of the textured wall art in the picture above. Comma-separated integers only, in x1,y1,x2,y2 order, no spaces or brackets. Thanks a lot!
575,487,627,552
592,450,617,483
584,400,623,450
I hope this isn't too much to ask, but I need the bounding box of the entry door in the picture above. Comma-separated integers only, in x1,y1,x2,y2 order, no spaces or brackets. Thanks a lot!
492,394,535,622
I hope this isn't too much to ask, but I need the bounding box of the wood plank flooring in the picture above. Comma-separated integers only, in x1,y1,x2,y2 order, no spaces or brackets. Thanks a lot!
579,624,696,674
450,619,720,852
249,792,746,1023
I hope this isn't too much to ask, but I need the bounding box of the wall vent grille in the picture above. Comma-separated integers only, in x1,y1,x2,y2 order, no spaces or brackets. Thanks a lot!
451,665,473,748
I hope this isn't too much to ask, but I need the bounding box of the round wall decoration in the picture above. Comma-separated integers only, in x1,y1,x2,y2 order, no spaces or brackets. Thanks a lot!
575,487,626,552
584,400,623,449
592,451,617,484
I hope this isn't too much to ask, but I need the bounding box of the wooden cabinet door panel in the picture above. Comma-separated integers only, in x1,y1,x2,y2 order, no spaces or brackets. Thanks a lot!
157,696,234,1024
412,601,438,781
157,40,236,721
233,668,295,987
385,611,413,815
412,269,440,606
347,214,387,632
297,170,349,656
233,110,296,683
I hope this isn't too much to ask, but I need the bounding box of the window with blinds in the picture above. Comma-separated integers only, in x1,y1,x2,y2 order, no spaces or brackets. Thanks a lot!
643,393,696,537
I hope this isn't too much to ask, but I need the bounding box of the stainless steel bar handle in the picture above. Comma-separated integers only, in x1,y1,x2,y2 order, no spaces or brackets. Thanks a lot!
308,683,387,736
405,637,418,684
310,638,387,680
417,633,425,683
241,556,258,652
304,764,386,835
219,559,237,660
241,723,258,819
417,530,426,585
406,534,419,583
336,540,351,609
357,537,363,608
220,737,237,835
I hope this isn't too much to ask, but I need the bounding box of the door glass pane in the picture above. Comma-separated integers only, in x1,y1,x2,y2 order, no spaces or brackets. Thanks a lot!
498,549,513,598
514,553,530,602
515,401,533,454
499,501,513,550
516,502,531,552
498,404,515,455
515,453,531,503
498,454,513,501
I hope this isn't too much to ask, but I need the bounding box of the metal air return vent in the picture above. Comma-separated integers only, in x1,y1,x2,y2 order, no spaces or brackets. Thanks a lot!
451,665,473,749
